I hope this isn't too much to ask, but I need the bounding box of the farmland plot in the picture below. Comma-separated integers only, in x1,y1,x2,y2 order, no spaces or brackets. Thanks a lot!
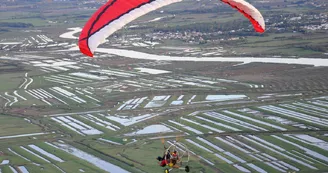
167,120,203,135
5,141,111,173
122,79,171,89
258,105,328,127
98,138,123,145
287,134,328,151
138,78,182,88
117,97,148,110
308,100,328,108
51,116,103,135
202,112,267,131
80,114,120,131
50,87,86,104
178,76,219,85
44,74,93,85
0,115,42,136
272,135,328,165
240,135,325,170
144,95,171,108
0,91,26,107
170,95,185,106
129,60,171,67
134,67,171,74
224,110,287,131
18,73,33,89
106,112,168,126
63,87,101,103
0,94,11,107
156,77,216,88
4,85,94,107
293,102,328,113
13,90,27,101
25,88,68,106
17,166,29,173
12,150,65,173
125,124,173,136
89,69,139,78
42,141,113,173
69,72,109,80
160,75,261,89
180,117,225,133
183,137,269,173
249,107,319,130
27,59,83,73
279,104,328,118
28,144,64,162
195,116,240,131
0,133,47,140
48,141,131,173
218,136,302,172
9,166,18,173
8,146,54,167
8,148,39,165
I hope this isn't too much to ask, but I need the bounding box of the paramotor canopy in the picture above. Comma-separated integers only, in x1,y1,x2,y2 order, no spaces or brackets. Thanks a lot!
79,0,265,57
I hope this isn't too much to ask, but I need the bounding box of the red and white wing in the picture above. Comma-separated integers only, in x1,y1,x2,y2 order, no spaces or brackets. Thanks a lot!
79,0,182,57
79,0,265,57
221,0,265,33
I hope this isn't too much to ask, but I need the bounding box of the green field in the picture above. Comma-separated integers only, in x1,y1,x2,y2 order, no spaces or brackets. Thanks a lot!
0,114,41,137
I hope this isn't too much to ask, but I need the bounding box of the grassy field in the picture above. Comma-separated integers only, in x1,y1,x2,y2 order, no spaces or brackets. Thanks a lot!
0,114,41,136
0,72,25,92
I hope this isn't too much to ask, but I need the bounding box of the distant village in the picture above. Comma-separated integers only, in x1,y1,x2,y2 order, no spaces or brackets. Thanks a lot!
127,11,328,45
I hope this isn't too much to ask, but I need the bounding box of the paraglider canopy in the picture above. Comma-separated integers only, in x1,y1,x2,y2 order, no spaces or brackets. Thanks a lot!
79,0,265,57
221,0,265,33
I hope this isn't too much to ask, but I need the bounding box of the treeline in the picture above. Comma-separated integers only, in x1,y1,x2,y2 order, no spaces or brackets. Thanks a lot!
0,22,33,28
300,44,327,52
0,28,9,32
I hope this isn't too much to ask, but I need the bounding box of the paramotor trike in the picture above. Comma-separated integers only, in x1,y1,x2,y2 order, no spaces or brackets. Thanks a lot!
157,140,190,173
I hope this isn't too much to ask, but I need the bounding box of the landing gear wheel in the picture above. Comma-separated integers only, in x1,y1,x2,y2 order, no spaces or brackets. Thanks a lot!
185,166,190,172
164,168,169,173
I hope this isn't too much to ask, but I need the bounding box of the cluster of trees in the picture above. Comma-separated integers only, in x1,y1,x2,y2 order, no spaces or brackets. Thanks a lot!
0,28,9,32
0,22,33,28
0,22,33,33
300,44,327,52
